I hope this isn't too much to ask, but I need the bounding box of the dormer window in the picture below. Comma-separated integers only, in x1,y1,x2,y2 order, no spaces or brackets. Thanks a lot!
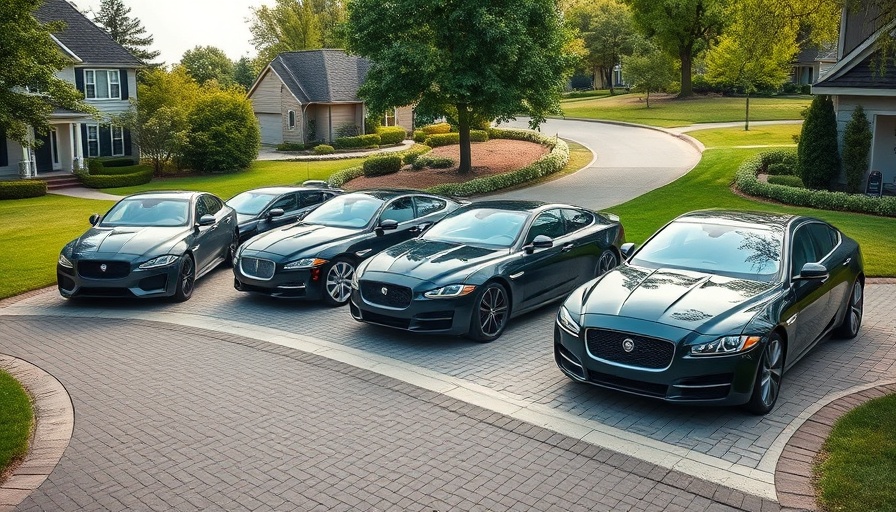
85,69,121,100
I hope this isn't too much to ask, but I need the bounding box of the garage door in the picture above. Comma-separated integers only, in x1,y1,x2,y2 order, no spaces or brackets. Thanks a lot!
257,114,282,145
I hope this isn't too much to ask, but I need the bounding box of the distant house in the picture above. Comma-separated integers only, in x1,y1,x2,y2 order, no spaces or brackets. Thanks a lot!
247,49,413,146
813,3,896,186
791,43,838,86
0,0,142,180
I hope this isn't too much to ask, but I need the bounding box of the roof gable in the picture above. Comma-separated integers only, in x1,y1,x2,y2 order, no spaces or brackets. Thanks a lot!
34,0,142,67
269,50,370,104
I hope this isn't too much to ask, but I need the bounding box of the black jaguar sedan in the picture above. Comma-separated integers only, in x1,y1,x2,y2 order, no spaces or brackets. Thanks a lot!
232,190,462,305
349,201,625,342
554,210,864,414
57,191,237,302
226,184,342,244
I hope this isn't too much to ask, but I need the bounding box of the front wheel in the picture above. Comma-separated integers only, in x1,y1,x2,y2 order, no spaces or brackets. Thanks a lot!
596,249,618,278
833,279,863,339
322,258,355,306
468,282,510,343
171,254,195,302
224,230,239,268
744,333,784,415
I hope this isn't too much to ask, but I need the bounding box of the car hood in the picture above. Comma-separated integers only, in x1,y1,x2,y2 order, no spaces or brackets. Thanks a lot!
576,265,777,334
242,222,361,258
236,213,256,225
362,239,509,284
73,226,186,257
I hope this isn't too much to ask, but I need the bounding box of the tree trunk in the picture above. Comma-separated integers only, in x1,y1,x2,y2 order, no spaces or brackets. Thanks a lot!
646,90,650,108
745,93,750,131
679,49,693,98
456,104,472,174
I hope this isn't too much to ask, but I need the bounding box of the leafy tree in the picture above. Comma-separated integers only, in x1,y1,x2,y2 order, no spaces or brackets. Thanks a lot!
181,89,260,174
842,105,873,193
180,46,234,86
232,56,258,91
625,0,729,97
797,95,840,190
308,0,346,48
92,0,161,65
566,0,636,94
250,0,322,66
346,0,577,174
0,0,94,145
621,42,677,107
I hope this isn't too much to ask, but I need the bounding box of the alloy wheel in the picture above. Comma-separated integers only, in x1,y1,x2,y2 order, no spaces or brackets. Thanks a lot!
180,256,195,297
478,286,508,337
759,337,783,408
597,250,618,277
325,261,354,304
848,281,864,337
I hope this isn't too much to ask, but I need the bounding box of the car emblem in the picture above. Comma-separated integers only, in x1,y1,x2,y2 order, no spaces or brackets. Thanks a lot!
622,338,635,353
381,287,388,295
100,264,107,272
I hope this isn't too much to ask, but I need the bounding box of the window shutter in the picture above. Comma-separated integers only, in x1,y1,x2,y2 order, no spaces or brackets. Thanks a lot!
80,124,88,157
123,128,132,156
99,126,112,157
119,69,129,100
74,68,85,94
0,127,7,167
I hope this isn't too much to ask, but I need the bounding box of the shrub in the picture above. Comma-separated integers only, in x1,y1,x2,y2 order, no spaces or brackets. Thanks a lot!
767,163,795,176
797,95,840,189
335,124,361,138
277,142,305,151
376,126,407,145
421,123,452,135
424,133,460,147
412,155,455,170
470,129,489,142
90,164,152,176
181,89,260,173
327,165,364,187
314,144,335,155
401,144,432,165
85,158,104,175
767,175,805,188
99,157,137,167
334,133,381,149
78,165,154,188
0,180,47,199
413,130,427,143
363,154,402,177
842,105,873,193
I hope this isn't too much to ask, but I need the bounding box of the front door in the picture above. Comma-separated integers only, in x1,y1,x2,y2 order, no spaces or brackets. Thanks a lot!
34,131,55,173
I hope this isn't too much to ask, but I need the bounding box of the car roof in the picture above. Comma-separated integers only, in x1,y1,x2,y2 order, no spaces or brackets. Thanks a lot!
458,200,550,212
232,186,331,196
344,189,444,200
674,210,796,229
122,191,202,201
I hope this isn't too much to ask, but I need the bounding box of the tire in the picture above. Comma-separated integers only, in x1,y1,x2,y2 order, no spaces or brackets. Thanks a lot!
596,249,618,278
744,332,784,415
171,254,196,302
322,257,355,306
468,282,510,343
224,230,239,268
833,279,863,339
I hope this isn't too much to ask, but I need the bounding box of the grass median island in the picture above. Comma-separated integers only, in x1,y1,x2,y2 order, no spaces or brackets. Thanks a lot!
0,368,33,480
814,393,896,512
560,94,810,127
688,124,799,148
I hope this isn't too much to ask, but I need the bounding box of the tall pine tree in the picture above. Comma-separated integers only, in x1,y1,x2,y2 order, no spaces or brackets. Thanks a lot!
93,0,160,65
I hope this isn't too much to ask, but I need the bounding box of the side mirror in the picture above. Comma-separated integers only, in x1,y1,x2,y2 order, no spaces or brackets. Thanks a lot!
267,208,285,219
523,235,553,254
375,218,399,236
197,214,216,227
620,242,636,260
797,262,828,280
89,213,100,225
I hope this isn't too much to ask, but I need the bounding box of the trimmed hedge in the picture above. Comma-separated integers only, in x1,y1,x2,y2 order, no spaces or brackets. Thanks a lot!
334,133,381,149
424,133,459,147
412,155,455,170
78,165,153,189
89,164,150,176
277,142,305,151
427,133,568,197
376,126,407,145
363,154,402,177
86,158,104,175
0,180,47,199
735,152,896,217
99,157,137,168
421,123,451,135
470,129,489,142
314,144,335,155
413,130,427,143
327,165,364,187
401,144,432,165
767,175,805,188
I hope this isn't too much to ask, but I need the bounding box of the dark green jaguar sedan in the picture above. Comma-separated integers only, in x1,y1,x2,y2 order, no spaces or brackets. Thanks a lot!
554,210,864,415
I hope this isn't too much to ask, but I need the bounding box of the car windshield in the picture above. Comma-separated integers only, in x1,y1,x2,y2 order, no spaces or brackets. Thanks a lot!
423,207,528,248
630,221,784,281
227,192,278,215
301,194,384,228
100,198,190,227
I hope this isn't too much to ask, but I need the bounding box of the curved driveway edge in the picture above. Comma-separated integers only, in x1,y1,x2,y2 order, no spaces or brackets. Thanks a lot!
0,355,74,512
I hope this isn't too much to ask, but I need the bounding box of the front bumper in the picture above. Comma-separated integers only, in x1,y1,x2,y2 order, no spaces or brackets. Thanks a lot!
554,320,764,406
349,285,477,335
57,260,180,299
232,264,326,300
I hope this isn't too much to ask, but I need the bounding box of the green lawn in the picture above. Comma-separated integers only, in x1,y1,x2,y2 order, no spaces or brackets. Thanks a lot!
561,94,810,127
815,393,896,512
0,369,32,479
103,157,366,199
688,124,800,148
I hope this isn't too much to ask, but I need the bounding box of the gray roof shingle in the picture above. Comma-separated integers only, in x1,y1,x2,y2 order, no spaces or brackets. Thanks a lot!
814,50,896,89
34,0,142,67
270,50,370,104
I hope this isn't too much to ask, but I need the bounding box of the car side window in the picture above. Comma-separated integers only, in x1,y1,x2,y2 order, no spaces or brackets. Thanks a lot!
562,208,593,235
299,191,326,208
415,196,447,217
271,193,299,212
195,196,210,219
805,222,838,260
203,195,224,215
790,228,817,277
525,209,565,244
380,197,415,224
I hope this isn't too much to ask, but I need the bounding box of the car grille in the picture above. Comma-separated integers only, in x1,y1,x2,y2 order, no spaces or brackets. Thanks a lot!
586,329,675,370
240,257,275,280
78,261,130,279
360,281,412,309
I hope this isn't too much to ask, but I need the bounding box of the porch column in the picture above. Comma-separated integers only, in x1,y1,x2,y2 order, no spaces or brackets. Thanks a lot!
20,127,35,178
73,122,83,171
68,123,77,173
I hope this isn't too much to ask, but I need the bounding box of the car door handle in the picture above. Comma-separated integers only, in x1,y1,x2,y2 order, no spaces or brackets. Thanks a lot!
561,243,574,252
842,257,851,266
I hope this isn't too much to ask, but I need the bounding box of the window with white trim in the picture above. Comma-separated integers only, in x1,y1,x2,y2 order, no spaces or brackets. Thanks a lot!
288,110,296,130
383,109,397,127
112,126,125,156
84,69,121,100
87,125,99,157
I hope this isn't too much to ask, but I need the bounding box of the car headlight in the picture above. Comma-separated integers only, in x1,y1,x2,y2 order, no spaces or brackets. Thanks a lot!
139,255,179,269
58,253,73,268
690,335,762,356
283,257,328,270
424,284,476,298
556,306,581,336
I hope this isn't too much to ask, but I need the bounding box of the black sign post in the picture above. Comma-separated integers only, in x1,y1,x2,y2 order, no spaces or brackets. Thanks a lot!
865,170,883,197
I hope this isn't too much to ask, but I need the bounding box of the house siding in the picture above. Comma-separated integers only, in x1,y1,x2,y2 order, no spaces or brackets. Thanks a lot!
281,88,303,144
395,106,413,131
251,70,285,115
833,95,896,183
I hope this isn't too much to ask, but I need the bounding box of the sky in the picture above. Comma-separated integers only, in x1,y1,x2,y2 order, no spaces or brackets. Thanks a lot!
73,0,275,65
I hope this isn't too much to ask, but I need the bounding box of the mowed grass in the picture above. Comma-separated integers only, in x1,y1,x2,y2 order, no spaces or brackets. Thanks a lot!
815,393,896,512
102,157,366,199
0,195,115,299
688,124,800,148
561,94,810,127
607,126,896,276
0,368,33,477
